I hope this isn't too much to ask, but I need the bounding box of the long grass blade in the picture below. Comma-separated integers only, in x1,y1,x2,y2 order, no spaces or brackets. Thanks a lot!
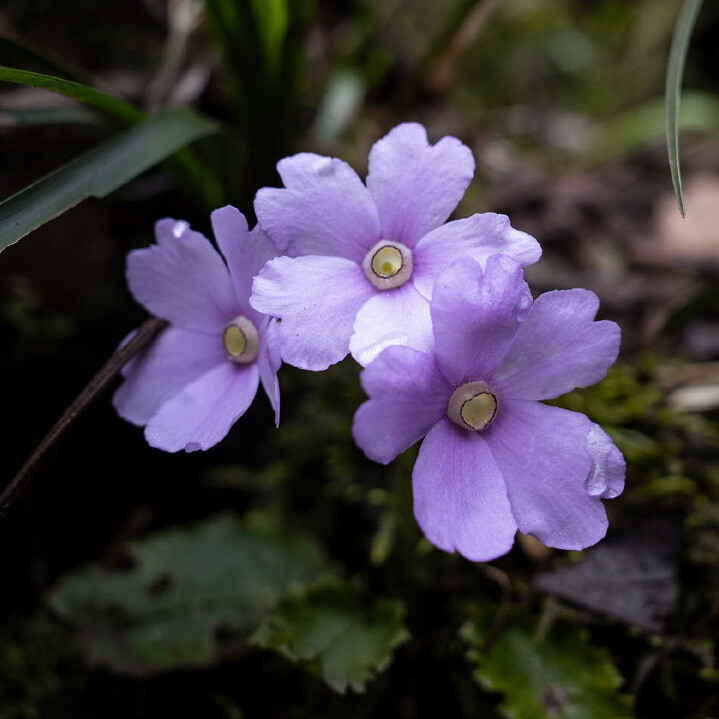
0,107,217,251
666,0,704,216
0,66,143,124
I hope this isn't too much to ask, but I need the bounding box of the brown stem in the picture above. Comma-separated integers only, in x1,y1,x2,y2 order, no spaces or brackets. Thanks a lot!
477,562,513,652
0,316,167,518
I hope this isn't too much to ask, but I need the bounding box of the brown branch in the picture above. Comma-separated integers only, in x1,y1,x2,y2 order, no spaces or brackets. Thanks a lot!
426,0,504,94
0,316,167,518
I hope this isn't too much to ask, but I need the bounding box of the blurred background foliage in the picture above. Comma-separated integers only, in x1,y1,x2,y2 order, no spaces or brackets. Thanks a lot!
2,0,719,717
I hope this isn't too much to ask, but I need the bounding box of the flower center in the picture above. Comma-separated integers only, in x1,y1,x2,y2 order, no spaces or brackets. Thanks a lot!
222,315,259,364
362,240,413,291
447,381,498,432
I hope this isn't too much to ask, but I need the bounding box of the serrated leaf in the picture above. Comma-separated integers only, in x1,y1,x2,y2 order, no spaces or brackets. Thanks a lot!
49,514,330,675
252,582,409,693
665,0,704,216
0,107,217,252
462,614,632,719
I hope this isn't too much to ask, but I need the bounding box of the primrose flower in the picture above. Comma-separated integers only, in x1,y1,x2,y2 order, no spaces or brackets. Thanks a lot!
113,206,281,452
250,123,541,370
352,255,624,561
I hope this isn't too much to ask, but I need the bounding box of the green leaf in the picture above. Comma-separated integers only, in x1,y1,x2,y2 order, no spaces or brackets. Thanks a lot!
252,582,409,693
461,612,632,719
599,91,719,159
0,106,98,127
665,0,704,216
0,66,225,208
203,0,246,113
0,66,143,124
0,107,217,252
251,0,289,74
0,31,94,84
311,68,365,142
48,514,330,675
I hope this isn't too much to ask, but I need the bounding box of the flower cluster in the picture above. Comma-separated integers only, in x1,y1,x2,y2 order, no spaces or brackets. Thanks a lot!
115,123,624,561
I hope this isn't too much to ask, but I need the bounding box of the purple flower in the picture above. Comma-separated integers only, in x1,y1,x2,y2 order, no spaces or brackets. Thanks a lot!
250,123,541,370
113,206,281,452
352,255,624,561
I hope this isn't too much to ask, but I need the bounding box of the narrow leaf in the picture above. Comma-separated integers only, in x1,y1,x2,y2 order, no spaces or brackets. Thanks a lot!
251,0,289,74
0,66,143,124
0,107,217,252
0,66,224,208
666,0,704,216
0,31,94,85
0,106,98,127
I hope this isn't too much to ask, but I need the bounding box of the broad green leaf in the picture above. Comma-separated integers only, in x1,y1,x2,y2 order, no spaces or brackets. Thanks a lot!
252,582,409,693
461,612,632,719
0,66,143,124
0,107,217,252
665,0,704,216
49,514,330,675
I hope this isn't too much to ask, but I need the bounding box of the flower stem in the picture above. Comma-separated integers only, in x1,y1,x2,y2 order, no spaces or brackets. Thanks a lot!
0,316,167,518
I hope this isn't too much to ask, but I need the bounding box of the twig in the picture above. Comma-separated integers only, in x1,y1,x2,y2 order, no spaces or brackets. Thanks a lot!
477,562,513,652
426,0,504,94
0,316,167,518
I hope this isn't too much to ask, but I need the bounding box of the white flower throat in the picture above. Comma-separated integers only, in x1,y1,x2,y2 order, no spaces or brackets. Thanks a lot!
447,381,498,431
223,315,259,364
362,240,413,291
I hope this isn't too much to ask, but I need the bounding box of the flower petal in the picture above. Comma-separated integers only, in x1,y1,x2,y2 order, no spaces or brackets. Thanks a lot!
491,289,621,401
145,362,260,452
413,213,541,300
154,218,201,247
211,205,278,315
488,400,609,550
431,255,531,386
254,153,381,262
585,423,625,499
413,418,517,561
353,346,451,464
258,317,282,427
366,123,475,246
349,281,433,366
250,255,374,371
113,327,225,426
127,221,237,333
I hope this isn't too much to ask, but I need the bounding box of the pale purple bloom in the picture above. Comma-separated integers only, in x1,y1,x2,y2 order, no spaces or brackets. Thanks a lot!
353,254,624,561
250,123,541,370
113,206,281,452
